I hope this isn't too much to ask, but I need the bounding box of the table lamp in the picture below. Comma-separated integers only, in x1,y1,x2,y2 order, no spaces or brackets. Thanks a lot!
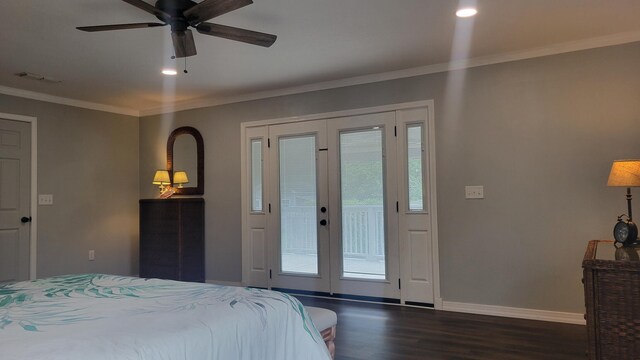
607,159,640,246
152,170,171,194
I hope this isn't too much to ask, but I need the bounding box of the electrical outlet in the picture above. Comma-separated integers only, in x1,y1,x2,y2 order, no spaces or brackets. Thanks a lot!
465,185,484,199
88,250,95,261
38,194,53,205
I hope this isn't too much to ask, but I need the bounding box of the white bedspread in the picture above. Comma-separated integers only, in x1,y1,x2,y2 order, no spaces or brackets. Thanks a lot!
0,274,331,360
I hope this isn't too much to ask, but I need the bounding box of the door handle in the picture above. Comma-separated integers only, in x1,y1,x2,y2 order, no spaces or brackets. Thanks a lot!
319,219,327,226
21,216,32,223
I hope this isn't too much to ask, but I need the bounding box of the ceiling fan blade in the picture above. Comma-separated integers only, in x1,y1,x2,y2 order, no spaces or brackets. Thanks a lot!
77,22,166,32
172,30,198,58
121,0,171,22
196,22,276,47
185,0,253,25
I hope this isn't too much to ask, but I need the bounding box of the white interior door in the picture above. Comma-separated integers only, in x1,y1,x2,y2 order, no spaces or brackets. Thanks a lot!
268,120,331,292
0,118,31,283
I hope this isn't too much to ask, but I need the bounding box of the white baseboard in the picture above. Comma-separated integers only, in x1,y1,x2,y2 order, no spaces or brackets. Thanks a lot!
205,279,243,287
201,281,584,325
442,301,585,325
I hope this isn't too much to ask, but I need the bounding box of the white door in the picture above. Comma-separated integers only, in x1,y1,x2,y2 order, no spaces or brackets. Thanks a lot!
243,126,270,287
242,106,434,303
0,118,31,283
268,112,401,299
268,120,331,292
396,108,434,304
327,112,400,300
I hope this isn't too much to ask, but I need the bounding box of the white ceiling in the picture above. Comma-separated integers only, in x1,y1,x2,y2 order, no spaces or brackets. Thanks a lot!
1,0,640,115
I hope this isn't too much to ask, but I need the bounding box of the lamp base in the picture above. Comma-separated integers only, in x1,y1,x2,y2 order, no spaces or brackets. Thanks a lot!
159,186,175,199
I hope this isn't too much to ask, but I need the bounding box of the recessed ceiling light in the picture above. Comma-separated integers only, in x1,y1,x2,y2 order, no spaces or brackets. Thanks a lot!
456,8,478,18
162,69,177,76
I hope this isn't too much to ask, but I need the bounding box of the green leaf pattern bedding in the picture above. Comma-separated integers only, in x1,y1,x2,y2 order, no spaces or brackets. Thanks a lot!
0,274,331,360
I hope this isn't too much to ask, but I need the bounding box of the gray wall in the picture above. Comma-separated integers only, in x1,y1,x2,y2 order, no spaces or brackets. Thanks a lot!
0,95,139,277
141,42,636,313
6,41,637,315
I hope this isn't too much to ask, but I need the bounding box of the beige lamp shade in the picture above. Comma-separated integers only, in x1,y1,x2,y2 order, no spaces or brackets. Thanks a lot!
607,160,640,187
173,171,189,187
152,170,171,185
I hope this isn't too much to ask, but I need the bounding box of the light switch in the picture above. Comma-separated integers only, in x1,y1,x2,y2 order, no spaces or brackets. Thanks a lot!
38,194,53,205
465,186,484,199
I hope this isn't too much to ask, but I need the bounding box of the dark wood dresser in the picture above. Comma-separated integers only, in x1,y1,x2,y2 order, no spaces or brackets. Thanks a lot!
582,240,640,359
139,198,205,282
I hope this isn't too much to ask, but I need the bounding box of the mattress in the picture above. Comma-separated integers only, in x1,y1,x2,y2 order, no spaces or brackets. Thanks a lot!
0,274,331,360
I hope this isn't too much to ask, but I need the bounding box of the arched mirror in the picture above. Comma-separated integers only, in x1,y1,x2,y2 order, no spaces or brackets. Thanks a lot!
167,126,204,195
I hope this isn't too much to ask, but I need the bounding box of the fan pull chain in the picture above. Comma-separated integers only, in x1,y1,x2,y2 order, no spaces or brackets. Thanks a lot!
183,35,188,74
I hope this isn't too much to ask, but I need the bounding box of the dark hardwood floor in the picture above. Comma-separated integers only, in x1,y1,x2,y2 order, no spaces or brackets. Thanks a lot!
298,297,587,360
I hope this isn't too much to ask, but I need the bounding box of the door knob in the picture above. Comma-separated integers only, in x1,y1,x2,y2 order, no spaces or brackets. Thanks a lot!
319,219,327,226
21,216,32,223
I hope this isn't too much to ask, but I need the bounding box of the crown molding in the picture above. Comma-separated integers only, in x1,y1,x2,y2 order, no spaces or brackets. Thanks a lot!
3,30,640,118
0,85,139,117
139,30,640,117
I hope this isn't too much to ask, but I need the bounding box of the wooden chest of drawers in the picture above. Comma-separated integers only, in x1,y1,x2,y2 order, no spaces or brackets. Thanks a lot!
139,198,205,282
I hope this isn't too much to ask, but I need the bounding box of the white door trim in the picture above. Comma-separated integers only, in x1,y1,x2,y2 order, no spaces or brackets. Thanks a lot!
0,112,38,280
425,104,442,309
241,100,434,128
240,100,442,308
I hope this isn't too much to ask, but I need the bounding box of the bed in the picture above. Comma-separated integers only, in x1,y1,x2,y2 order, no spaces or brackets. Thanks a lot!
0,274,332,360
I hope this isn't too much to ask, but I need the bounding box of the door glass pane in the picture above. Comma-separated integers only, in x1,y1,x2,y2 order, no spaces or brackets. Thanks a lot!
407,125,424,211
279,136,318,274
340,129,386,280
251,139,263,212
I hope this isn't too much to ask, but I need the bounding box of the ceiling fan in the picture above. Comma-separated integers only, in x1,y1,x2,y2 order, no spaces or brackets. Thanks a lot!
77,0,277,58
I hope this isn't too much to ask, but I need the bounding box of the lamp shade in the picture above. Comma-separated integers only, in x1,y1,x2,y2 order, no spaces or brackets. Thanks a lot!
152,170,171,185
173,171,189,185
607,160,640,187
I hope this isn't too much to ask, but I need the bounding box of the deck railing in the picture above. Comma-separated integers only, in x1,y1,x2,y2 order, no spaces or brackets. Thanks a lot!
281,205,384,260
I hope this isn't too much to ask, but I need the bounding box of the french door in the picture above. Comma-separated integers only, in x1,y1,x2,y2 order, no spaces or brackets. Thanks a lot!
268,120,331,292
243,106,435,303
327,112,399,299
267,113,399,299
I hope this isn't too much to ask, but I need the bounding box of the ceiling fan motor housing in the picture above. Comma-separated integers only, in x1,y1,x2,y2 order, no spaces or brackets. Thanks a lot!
155,0,197,31
155,0,197,18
